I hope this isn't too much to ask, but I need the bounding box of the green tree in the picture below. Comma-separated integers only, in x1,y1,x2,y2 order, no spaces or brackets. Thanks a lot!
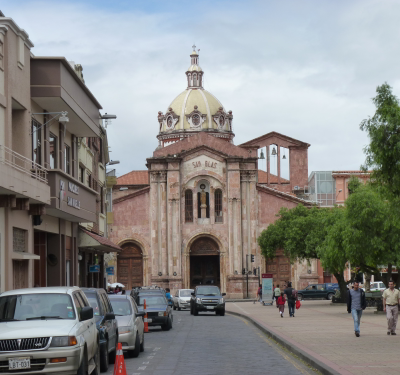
360,82,400,198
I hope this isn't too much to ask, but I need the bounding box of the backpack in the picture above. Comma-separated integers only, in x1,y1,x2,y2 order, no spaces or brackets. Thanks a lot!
292,289,298,299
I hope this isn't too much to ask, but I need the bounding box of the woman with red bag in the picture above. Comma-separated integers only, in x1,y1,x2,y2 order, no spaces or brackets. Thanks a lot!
277,292,286,318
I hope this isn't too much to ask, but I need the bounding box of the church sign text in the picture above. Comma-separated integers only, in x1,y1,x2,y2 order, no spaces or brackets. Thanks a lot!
192,160,217,169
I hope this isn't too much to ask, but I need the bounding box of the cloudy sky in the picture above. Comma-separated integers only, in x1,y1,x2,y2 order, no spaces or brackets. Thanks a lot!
3,0,400,178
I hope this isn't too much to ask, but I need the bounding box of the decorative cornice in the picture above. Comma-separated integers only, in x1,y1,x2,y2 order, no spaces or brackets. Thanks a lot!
0,18,34,48
150,171,167,183
240,170,257,182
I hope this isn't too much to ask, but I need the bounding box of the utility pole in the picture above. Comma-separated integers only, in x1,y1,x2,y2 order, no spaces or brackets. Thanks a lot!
246,254,249,298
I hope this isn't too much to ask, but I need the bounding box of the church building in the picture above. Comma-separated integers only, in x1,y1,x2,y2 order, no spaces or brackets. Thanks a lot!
109,48,316,298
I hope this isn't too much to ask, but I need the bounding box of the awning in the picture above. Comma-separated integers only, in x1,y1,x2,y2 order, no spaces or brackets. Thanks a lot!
78,228,122,253
12,252,40,260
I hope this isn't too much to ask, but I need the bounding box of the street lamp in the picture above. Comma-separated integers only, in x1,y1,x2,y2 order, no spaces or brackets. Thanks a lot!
101,113,117,128
107,160,120,166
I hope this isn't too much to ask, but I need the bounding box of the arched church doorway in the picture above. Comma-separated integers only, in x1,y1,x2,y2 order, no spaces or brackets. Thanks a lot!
117,243,143,290
190,237,220,288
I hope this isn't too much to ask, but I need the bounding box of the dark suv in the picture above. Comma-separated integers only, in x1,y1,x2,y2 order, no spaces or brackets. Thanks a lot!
297,283,339,301
81,288,118,372
190,286,226,316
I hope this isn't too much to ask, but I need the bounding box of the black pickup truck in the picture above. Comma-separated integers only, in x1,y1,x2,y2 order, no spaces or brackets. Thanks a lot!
297,283,339,301
190,286,226,316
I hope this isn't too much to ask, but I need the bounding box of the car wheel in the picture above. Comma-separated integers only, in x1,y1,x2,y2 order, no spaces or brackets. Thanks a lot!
76,347,87,375
162,317,172,331
140,333,145,352
194,307,198,316
108,338,117,364
178,306,181,311
327,293,334,300
219,309,225,316
297,294,303,301
132,333,140,358
190,305,193,315
100,341,109,372
92,341,101,375
173,304,176,311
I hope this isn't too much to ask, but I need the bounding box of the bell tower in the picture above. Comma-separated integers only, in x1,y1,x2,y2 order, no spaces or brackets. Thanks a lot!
186,45,203,89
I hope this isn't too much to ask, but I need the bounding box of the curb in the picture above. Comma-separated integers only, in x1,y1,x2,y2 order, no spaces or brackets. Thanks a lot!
227,310,340,375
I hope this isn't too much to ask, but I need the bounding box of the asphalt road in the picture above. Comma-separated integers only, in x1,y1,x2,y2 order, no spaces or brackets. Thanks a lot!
106,308,318,375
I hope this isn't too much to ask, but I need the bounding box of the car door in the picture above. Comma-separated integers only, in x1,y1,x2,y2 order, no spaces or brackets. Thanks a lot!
131,298,144,342
100,292,117,352
316,284,326,298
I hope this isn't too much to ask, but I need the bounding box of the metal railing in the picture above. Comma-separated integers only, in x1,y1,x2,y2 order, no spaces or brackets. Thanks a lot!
0,144,48,184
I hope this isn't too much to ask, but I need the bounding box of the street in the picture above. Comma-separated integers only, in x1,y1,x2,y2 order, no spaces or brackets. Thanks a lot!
106,309,317,375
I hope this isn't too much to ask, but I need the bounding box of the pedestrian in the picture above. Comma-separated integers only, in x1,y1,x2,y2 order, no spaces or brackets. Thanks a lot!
347,280,366,337
277,292,286,318
274,284,281,304
284,282,297,317
382,280,400,335
257,284,262,304
165,288,172,306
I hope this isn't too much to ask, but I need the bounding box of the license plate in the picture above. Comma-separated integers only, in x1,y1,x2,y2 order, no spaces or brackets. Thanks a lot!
147,319,152,323
206,306,214,310
9,358,31,370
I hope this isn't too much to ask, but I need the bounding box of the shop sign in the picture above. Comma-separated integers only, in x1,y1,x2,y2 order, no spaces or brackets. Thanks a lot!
67,196,81,209
89,265,100,273
68,182,80,195
106,266,114,275
261,273,274,305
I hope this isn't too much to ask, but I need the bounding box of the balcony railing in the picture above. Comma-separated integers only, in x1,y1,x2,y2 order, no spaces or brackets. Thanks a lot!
0,144,48,184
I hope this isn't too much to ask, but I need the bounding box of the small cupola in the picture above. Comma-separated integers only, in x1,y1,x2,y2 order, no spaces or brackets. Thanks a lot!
186,45,203,89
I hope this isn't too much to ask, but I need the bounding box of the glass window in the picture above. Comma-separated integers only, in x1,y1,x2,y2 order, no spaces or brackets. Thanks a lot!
109,299,132,316
84,293,102,316
138,295,167,306
49,133,57,169
0,293,76,321
196,286,220,295
64,144,70,174
214,189,223,223
179,290,193,297
185,190,193,222
32,120,41,165
79,167,85,183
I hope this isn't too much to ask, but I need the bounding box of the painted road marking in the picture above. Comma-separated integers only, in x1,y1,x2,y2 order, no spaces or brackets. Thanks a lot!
142,362,149,364
138,366,147,370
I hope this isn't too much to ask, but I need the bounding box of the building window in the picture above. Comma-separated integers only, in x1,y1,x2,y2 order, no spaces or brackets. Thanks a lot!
215,189,223,223
64,144,70,174
32,119,41,165
49,133,57,169
79,166,85,183
101,187,104,214
13,227,27,252
86,173,92,188
185,189,193,222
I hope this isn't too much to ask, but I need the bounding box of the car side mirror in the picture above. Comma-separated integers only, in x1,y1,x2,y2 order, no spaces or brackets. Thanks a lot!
136,311,145,317
191,292,195,296
80,306,93,321
222,293,226,296
105,312,115,320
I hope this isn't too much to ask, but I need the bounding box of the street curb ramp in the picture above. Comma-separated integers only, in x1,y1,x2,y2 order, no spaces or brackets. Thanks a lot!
227,310,340,375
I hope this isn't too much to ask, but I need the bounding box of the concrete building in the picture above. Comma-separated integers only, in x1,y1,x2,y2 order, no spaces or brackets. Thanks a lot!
110,48,315,297
0,14,119,291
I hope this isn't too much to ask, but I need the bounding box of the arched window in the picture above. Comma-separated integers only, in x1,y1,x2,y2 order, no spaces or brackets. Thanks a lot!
193,73,197,86
215,189,223,223
185,189,193,222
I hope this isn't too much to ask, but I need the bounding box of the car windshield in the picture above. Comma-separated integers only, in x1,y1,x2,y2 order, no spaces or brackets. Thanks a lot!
196,286,220,295
138,296,166,306
0,293,76,321
84,293,101,316
180,290,193,297
110,299,132,316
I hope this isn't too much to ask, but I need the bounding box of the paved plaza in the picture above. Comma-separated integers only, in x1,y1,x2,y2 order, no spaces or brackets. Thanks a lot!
106,310,316,375
226,300,400,375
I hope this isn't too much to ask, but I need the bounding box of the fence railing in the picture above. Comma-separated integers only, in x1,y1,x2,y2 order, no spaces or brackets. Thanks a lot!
0,144,48,184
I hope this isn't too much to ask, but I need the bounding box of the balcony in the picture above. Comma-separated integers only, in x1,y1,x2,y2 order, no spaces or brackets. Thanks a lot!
0,144,50,204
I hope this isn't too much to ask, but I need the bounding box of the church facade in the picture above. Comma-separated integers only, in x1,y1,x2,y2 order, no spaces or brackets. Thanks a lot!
109,48,316,298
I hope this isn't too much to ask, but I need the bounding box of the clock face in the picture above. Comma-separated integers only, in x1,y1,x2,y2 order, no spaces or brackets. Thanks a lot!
167,116,173,127
219,116,224,127
200,184,206,189
192,114,200,126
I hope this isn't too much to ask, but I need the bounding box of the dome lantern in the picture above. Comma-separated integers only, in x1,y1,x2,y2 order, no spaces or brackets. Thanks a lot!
186,45,203,89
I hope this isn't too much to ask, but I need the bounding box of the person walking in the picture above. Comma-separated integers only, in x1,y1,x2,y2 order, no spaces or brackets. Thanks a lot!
284,282,296,317
257,284,262,304
382,280,400,335
277,292,286,317
347,281,367,337
274,284,281,304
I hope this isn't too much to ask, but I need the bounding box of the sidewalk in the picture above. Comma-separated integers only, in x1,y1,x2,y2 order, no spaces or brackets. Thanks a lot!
226,300,400,375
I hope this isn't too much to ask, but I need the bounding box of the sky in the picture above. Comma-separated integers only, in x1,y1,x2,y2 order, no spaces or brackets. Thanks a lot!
3,0,400,178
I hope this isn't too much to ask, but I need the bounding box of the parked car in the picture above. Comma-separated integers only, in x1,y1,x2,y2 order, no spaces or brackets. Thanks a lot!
190,286,226,316
81,288,118,372
173,289,193,311
135,293,173,331
130,287,165,300
109,295,145,358
370,282,386,292
0,286,100,375
297,283,338,300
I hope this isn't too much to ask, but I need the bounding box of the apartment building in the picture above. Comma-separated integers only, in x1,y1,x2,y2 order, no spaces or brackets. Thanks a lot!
0,15,119,291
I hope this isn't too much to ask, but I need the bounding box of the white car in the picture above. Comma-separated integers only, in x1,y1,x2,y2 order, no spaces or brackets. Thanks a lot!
370,282,386,292
0,287,100,375
173,289,194,311
109,295,145,358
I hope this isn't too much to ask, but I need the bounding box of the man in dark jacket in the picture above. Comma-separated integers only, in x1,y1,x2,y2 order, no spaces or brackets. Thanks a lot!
347,281,367,337
284,282,297,317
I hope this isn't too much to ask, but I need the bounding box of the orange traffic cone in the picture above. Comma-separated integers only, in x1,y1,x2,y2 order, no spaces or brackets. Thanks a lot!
113,343,126,375
144,299,149,333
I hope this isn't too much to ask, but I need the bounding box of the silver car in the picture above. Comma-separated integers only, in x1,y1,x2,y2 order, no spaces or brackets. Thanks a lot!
0,287,99,375
108,295,145,358
173,289,194,311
